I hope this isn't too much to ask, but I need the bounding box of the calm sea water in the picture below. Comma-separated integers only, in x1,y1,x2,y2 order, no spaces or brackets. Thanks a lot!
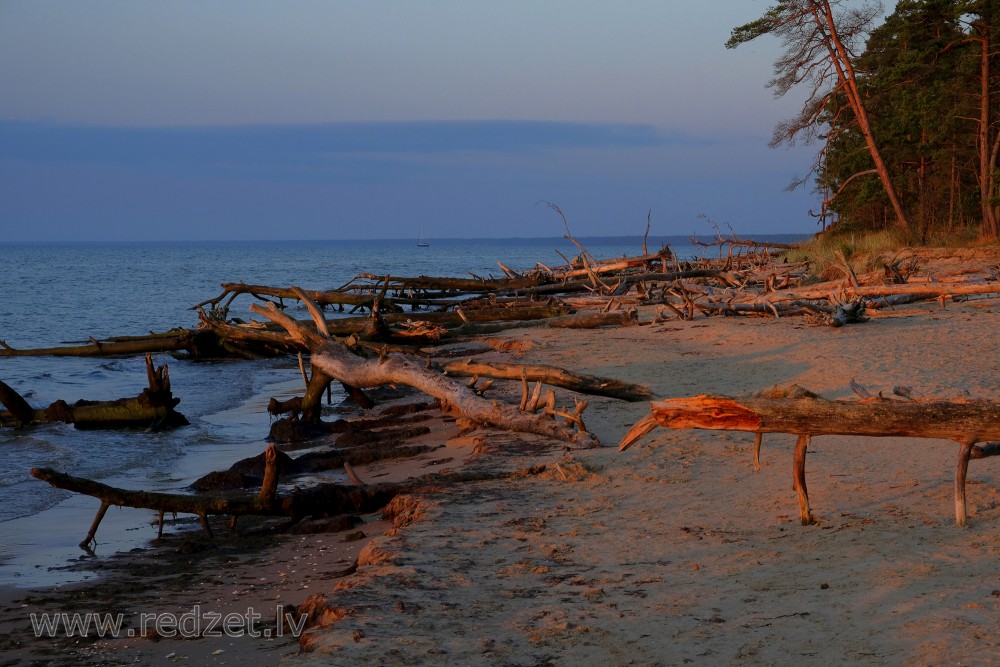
0,235,802,586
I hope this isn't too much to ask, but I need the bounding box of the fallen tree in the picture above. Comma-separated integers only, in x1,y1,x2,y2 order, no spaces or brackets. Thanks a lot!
0,354,188,430
248,290,601,448
30,444,541,548
619,385,1000,526
440,359,653,402
0,330,209,358
767,279,1000,304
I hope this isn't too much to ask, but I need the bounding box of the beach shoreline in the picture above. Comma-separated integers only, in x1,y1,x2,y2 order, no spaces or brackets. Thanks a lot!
3,262,1000,664
0,397,484,666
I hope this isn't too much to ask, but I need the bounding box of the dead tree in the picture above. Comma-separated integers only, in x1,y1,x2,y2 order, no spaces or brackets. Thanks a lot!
620,386,1000,526
440,359,652,402
1,354,187,430
0,330,209,358
249,289,600,448
30,445,535,548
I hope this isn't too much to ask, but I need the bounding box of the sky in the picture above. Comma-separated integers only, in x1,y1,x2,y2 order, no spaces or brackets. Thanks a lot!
0,1,834,242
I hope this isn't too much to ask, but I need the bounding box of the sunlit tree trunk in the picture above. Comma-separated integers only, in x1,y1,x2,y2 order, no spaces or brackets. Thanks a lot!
814,1,910,233
728,0,911,234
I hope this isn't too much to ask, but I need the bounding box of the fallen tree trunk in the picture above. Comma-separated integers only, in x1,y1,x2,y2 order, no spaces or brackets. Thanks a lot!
196,282,406,313
249,293,599,448
198,304,584,353
440,360,653,402
1,354,188,430
198,282,576,321
354,273,544,292
197,311,425,359
521,269,743,299
765,280,1000,303
445,310,637,337
31,466,283,547
31,455,540,548
694,299,868,326
0,330,205,358
619,387,1000,526
0,379,35,426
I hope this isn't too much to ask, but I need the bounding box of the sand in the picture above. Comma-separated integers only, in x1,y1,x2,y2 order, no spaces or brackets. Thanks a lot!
3,251,1000,666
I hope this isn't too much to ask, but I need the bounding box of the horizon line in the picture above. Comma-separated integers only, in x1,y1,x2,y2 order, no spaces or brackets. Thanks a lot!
2,232,811,245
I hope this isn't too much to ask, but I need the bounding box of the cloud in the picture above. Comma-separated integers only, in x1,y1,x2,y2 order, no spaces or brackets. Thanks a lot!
0,120,685,170
0,119,815,241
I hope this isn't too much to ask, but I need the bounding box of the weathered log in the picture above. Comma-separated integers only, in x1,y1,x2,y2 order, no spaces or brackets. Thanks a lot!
31,461,538,547
31,466,284,547
440,360,653,402
531,249,673,281
0,330,209,358
198,277,561,317
354,273,543,293
249,295,599,448
1,355,188,430
623,269,743,288
197,311,423,359
520,269,742,299
619,389,1000,526
767,280,1000,303
198,302,579,355
0,379,35,426
445,310,637,337
693,234,799,252
196,282,403,312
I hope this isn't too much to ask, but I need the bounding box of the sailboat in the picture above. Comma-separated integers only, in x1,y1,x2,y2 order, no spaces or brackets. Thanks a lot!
416,227,430,247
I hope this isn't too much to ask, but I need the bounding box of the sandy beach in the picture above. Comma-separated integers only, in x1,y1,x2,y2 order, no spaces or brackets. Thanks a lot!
3,249,1000,666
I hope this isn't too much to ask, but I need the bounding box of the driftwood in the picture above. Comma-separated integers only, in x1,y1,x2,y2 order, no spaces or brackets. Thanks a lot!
351,273,543,294
769,280,1000,303
2,243,817,362
440,359,653,402
0,330,211,358
533,248,674,281
0,380,34,426
197,282,405,313
197,277,553,317
619,386,1000,526
522,270,741,299
30,453,533,548
446,310,638,337
0,354,188,430
692,298,868,327
255,310,643,444
249,292,600,448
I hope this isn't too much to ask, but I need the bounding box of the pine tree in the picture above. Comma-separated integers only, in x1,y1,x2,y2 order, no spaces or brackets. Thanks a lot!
728,0,912,233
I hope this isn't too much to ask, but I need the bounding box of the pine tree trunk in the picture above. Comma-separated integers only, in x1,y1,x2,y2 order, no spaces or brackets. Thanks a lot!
816,1,911,233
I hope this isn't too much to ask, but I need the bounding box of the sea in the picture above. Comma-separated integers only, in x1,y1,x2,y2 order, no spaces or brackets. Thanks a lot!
0,235,804,588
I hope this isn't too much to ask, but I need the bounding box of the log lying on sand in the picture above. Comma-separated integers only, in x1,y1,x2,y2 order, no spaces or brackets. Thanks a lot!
440,359,653,402
444,309,637,337
685,298,868,327
0,354,188,430
249,293,600,449
768,279,1000,303
30,444,541,548
619,386,1000,526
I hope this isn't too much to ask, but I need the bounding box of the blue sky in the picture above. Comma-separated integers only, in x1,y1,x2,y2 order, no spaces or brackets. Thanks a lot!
0,1,830,241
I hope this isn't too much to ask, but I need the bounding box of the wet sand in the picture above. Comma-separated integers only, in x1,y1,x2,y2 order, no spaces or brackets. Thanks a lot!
0,401,481,666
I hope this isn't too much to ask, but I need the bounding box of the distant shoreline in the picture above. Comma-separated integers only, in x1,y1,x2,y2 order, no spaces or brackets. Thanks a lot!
0,233,812,246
